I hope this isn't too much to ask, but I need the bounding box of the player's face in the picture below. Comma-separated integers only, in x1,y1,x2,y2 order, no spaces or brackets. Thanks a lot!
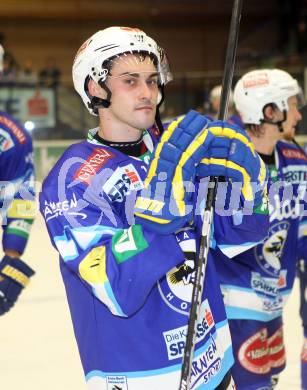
282,96,302,141
105,54,159,132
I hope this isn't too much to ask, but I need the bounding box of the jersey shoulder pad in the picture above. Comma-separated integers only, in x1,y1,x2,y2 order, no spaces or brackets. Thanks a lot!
0,111,32,152
276,140,307,164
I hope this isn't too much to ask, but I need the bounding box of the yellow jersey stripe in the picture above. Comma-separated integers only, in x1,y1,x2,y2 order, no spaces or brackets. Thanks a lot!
258,157,267,185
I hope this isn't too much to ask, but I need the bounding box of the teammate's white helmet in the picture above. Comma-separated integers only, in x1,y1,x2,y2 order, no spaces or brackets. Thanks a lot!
73,26,172,115
210,84,233,106
233,69,300,125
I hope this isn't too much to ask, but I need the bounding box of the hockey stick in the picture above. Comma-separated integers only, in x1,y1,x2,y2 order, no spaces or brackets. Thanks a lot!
179,1,243,389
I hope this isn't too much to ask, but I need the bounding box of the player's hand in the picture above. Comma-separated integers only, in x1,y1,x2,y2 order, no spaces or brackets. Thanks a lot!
135,110,214,234
0,256,35,315
196,121,268,206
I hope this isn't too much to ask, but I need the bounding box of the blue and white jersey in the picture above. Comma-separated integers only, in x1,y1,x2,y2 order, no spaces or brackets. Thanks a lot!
215,140,307,322
39,126,268,390
0,111,35,254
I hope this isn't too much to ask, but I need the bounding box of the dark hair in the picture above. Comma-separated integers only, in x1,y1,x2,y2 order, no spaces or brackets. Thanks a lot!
245,124,265,137
102,51,158,74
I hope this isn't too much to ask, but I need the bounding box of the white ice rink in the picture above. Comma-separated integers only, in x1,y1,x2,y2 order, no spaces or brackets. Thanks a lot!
0,215,302,389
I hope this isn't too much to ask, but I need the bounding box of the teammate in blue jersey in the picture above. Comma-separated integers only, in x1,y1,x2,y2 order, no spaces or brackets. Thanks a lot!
213,68,306,390
39,26,268,390
281,99,307,390
298,256,307,390
0,47,36,315
0,109,36,314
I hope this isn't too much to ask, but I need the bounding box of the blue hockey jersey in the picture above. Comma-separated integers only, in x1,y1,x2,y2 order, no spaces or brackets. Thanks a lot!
0,111,35,255
215,140,307,322
39,127,268,390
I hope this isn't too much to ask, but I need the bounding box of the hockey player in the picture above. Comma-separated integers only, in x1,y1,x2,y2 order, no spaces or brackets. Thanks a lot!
298,257,307,390
205,84,244,128
0,109,36,314
207,85,234,119
213,68,306,390
282,101,307,390
0,47,36,315
39,27,268,390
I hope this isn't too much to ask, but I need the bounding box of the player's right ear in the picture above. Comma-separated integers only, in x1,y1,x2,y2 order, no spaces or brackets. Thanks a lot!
263,104,275,121
88,78,106,99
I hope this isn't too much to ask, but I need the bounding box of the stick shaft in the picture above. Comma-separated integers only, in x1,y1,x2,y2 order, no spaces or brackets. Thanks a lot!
179,1,243,388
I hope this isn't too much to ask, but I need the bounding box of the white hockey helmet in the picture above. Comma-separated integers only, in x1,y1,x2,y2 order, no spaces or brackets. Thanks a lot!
233,69,300,125
73,26,173,115
210,84,233,105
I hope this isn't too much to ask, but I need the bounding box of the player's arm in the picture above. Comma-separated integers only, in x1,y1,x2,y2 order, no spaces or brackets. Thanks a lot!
210,195,269,258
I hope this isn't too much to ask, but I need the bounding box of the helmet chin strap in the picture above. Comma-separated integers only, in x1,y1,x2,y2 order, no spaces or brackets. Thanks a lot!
88,81,111,114
86,78,111,114
261,109,287,133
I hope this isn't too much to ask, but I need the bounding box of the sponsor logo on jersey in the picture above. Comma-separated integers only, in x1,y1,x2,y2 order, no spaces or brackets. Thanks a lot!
238,327,285,374
281,148,307,161
163,300,215,360
111,225,148,263
238,328,270,374
255,221,290,276
269,327,285,368
74,148,114,184
0,129,14,152
0,115,26,144
103,164,143,203
43,193,86,222
251,271,287,297
114,228,137,253
262,295,284,313
158,257,197,314
189,336,222,388
106,375,128,390
281,164,307,182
